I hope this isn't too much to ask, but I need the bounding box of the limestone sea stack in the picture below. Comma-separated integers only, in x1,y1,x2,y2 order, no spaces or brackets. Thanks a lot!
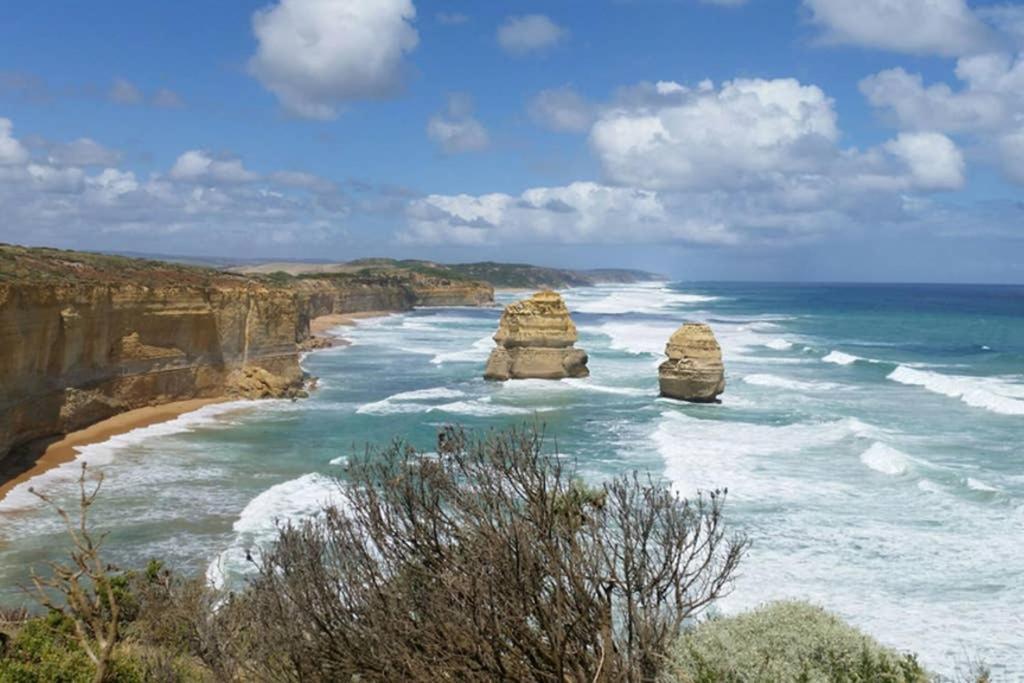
658,323,726,402
484,290,589,381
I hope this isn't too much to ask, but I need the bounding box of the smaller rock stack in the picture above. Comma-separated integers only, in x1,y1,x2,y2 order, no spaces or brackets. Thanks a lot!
484,290,589,381
658,323,726,402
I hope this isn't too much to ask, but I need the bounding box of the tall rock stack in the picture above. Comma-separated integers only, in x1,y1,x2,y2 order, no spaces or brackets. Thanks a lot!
484,290,589,381
658,323,726,402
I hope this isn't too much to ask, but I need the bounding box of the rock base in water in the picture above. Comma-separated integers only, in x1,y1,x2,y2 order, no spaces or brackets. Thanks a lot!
484,290,589,381
658,323,725,402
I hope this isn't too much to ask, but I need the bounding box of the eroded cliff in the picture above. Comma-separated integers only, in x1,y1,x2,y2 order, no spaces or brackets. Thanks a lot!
0,245,494,461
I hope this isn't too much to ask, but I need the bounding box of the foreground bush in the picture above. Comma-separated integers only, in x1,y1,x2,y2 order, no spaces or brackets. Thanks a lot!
233,426,748,681
665,600,929,683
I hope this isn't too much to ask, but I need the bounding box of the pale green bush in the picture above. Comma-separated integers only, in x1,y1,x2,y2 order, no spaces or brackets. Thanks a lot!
666,600,928,683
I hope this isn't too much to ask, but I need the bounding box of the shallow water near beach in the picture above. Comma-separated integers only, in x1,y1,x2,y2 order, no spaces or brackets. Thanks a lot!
2,282,1022,676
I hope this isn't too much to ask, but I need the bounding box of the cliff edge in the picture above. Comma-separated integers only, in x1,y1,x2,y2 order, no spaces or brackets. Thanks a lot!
0,245,494,463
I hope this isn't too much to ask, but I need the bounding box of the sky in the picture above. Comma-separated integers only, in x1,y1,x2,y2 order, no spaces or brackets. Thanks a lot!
1,0,1023,282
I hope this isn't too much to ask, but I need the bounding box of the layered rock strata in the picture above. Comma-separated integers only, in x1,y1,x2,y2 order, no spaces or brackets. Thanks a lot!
657,323,726,402
0,246,494,462
484,290,588,381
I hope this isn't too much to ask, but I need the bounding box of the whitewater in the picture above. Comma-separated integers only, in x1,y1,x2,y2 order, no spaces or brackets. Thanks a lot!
1,281,1022,676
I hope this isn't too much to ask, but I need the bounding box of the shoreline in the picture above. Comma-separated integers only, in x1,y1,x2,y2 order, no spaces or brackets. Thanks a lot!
0,397,228,505
0,310,394,506
309,310,395,343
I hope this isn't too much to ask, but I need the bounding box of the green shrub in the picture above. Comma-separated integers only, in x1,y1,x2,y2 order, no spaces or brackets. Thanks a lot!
665,601,928,683
0,613,147,683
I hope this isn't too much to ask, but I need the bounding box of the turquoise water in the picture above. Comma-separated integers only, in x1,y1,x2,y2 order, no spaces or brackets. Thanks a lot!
1,282,1022,676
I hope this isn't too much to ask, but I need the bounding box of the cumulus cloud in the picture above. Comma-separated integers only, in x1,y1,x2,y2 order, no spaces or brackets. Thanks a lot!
426,93,489,154
169,150,259,184
590,77,838,190
803,0,995,56
884,132,965,190
401,75,971,248
108,77,144,105
861,52,1024,185
0,115,356,253
403,182,740,246
0,118,29,165
249,0,419,120
497,14,566,56
528,86,594,133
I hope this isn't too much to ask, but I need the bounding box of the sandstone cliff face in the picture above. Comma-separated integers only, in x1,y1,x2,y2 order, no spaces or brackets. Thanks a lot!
0,248,494,462
484,291,588,381
658,323,726,402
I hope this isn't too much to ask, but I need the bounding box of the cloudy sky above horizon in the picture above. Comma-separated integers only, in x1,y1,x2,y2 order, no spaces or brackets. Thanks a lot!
2,0,1023,282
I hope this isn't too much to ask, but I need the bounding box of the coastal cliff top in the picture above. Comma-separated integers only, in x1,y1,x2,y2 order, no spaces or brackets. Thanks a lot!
233,258,664,289
0,244,251,287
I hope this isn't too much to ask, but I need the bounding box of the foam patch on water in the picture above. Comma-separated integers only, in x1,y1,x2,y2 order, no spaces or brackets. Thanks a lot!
569,285,716,315
741,373,841,392
431,335,494,365
859,443,912,476
390,387,467,401
0,401,260,512
654,411,880,500
428,398,534,417
823,350,862,365
966,477,999,493
207,472,343,589
764,338,794,350
588,321,677,356
887,365,1024,416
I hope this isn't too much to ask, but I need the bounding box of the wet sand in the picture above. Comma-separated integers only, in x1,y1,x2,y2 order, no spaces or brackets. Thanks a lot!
0,398,227,504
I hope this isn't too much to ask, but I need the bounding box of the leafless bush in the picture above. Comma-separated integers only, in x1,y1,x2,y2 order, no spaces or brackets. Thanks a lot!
234,425,747,682
28,463,121,683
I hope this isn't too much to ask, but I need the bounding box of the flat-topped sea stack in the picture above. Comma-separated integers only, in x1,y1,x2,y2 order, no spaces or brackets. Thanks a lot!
484,290,589,381
658,323,726,402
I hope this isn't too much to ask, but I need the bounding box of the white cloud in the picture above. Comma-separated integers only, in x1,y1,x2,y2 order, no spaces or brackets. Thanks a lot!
861,52,1024,185
109,77,144,105
427,93,489,154
884,132,965,190
497,14,566,56
152,88,185,108
46,138,121,167
403,181,741,246
402,75,972,249
249,0,419,120
590,77,839,190
0,118,29,165
803,0,994,56
996,128,1024,185
528,86,594,133
0,115,354,253
860,67,1008,132
169,150,259,183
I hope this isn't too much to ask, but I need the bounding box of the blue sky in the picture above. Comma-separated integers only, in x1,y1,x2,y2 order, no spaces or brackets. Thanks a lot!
1,0,1023,281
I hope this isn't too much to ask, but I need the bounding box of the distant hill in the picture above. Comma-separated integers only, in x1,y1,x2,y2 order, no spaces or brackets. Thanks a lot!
232,259,665,289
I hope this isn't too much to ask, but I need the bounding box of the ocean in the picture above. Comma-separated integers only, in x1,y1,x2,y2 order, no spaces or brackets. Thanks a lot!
1,282,1022,676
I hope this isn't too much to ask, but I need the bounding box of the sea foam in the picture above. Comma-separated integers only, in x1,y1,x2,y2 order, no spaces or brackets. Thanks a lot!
741,373,840,392
207,472,342,589
859,443,912,476
887,365,1024,416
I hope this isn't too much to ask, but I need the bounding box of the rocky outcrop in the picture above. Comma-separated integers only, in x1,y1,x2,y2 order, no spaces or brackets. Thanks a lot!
484,290,589,381
658,323,726,402
0,246,495,462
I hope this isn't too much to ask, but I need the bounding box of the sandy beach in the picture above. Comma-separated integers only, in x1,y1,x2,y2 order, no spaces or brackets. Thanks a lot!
310,311,394,339
0,398,228,504
0,312,389,505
